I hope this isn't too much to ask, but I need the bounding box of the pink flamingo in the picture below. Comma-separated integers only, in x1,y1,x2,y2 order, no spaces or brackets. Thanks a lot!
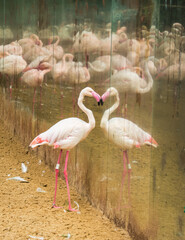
51,53,74,82
0,41,23,56
18,34,42,54
107,59,153,116
88,54,132,75
0,53,27,97
63,61,90,116
23,54,54,72
0,54,27,75
44,35,64,61
29,87,101,211
21,62,52,113
23,44,50,64
72,31,100,54
50,53,74,118
72,31,100,67
100,87,158,207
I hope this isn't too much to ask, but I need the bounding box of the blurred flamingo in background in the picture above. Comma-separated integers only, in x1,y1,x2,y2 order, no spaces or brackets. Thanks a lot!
100,87,158,207
0,41,22,56
29,87,101,211
21,62,52,113
51,53,74,82
18,34,42,53
23,43,50,63
108,59,154,115
64,61,90,116
88,54,132,79
52,53,90,116
44,35,64,61
0,52,27,97
72,30,100,67
51,53,74,118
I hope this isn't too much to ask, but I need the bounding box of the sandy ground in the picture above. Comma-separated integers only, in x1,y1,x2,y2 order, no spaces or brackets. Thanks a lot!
0,119,131,240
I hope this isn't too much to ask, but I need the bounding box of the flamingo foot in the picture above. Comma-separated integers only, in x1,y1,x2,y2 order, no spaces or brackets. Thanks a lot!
52,203,65,209
68,207,80,212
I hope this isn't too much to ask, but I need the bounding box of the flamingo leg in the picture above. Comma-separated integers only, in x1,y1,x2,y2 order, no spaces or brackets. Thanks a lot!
32,88,36,114
61,89,63,119
125,151,131,205
72,85,76,116
63,151,78,212
85,50,89,69
118,151,127,210
123,93,128,117
52,149,63,208
122,151,127,188
8,76,13,100
39,85,42,107
136,93,141,107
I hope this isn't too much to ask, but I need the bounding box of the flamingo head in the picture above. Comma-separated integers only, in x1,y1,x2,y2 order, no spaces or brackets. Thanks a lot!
79,87,101,105
38,62,52,71
101,87,119,104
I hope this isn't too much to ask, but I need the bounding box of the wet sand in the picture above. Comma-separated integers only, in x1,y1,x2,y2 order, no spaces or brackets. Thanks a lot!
0,119,131,240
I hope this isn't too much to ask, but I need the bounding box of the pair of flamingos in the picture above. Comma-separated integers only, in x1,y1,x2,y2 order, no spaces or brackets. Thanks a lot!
30,87,158,212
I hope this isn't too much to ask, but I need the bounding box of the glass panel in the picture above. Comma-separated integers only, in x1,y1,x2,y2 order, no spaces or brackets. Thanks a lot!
150,1,185,240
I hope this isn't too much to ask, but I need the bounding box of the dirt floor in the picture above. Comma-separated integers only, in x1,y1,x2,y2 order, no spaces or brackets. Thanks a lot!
0,119,131,240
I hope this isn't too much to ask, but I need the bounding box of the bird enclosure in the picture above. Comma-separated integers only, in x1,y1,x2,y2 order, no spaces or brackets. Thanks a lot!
0,0,185,239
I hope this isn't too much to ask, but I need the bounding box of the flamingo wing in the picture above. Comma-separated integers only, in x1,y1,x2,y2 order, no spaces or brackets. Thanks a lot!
30,117,89,150
107,118,156,149
107,119,137,149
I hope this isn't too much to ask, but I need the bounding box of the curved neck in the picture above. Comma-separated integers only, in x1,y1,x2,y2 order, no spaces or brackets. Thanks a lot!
100,94,120,129
61,53,74,72
39,68,51,81
78,93,95,130
139,60,153,94
49,35,59,45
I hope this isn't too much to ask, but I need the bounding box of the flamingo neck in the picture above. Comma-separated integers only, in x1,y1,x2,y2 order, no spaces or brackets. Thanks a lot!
61,53,74,71
138,59,153,94
78,93,95,130
49,35,59,46
100,93,120,129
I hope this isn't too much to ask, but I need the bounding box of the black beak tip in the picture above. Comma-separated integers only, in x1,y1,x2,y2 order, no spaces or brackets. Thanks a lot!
99,98,104,106
98,98,104,106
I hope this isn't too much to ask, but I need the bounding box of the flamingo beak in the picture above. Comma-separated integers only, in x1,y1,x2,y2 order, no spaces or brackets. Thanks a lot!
98,98,103,106
91,91,101,105
101,91,110,103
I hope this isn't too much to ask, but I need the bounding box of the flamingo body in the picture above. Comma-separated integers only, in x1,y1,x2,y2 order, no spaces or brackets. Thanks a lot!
0,41,22,56
0,55,27,75
44,36,64,61
29,87,101,211
110,60,153,94
100,87,158,207
100,87,158,149
21,69,46,87
102,117,157,150
30,117,93,150
21,62,52,87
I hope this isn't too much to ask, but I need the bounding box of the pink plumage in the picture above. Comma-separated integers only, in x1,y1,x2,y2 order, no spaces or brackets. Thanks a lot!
100,87,158,208
29,87,101,211
100,87,158,149
30,117,93,150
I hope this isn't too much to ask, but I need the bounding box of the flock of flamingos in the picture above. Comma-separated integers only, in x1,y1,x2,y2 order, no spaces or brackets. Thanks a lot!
0,21,184,211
